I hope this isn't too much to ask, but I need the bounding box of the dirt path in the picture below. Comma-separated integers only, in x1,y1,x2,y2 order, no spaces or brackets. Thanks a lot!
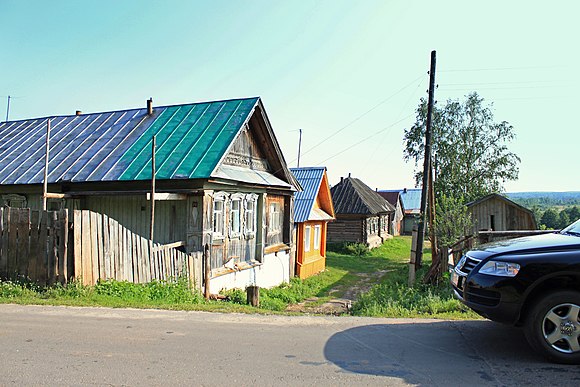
285,269,392,315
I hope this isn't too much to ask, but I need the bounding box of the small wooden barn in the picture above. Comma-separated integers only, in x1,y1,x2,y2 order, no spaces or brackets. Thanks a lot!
290,167,335,279
467,193,537,232
327,176,394,248
376,190,404,236
0,97,299,292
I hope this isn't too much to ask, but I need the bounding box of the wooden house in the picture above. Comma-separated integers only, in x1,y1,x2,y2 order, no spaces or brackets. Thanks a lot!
290,167,335,279
376,190,403,236
327,175,395,248
467,193,537,232
0,97,299,292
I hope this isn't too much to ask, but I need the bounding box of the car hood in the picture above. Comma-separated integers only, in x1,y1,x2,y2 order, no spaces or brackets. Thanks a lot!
471,232,580,258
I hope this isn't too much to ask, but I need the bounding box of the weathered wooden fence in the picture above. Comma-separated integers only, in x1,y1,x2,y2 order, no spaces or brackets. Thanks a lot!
0,207,69,285
73,210,202,288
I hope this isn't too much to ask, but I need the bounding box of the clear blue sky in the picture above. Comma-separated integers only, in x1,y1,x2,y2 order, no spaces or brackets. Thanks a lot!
1,0,578,192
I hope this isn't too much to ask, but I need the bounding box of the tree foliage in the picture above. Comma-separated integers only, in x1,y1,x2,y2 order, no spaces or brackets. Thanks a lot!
539,206,580,229
404,92,520,204
435,194,473,247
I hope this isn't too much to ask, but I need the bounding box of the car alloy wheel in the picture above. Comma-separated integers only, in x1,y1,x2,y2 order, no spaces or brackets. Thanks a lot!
541,302,580,354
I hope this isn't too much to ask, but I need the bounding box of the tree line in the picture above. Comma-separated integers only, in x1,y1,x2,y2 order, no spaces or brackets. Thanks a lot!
533,206,580,230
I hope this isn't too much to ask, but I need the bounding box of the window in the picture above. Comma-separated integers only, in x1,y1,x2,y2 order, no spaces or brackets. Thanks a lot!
266,195,285,247
244,196,257,236
304,226,311,252
230,198,241,237
2,194,27,208
269,202,281,232
213,199,225,238
314,225,321,251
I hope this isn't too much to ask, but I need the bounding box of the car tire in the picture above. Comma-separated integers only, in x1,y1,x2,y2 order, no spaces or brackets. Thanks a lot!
524,290,580,364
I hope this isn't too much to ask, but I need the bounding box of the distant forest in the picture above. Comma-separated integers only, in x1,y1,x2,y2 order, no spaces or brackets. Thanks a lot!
508,192,580,229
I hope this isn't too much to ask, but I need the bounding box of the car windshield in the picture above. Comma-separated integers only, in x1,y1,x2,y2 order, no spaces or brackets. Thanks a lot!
561,219,580,236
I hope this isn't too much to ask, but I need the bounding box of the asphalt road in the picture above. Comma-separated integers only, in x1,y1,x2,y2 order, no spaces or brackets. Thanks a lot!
1,304,579,386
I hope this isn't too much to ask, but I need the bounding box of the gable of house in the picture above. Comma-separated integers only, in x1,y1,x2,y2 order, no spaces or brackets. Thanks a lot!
467,193,537,231
290,167,334,223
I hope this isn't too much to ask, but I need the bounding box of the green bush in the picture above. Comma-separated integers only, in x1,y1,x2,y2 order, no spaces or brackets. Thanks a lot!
221,288,247,305
44,280,91,299
259,294,287,311
0,280,36,298
328,242,369,256
345,242,369,257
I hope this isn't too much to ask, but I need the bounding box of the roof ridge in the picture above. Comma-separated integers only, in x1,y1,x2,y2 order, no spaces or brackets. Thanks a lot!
1,96,261,124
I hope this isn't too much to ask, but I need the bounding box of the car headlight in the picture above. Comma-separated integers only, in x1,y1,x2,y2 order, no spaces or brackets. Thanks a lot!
478,261,520,277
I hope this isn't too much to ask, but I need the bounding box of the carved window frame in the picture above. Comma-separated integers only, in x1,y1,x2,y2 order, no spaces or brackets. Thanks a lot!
212,192,228,240
244,193,258,238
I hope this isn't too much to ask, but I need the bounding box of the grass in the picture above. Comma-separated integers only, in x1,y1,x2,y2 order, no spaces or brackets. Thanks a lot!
344,237,480,319
0,237,480,319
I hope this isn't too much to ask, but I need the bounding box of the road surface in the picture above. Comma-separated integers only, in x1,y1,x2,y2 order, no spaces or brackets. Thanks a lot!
1,304,579,386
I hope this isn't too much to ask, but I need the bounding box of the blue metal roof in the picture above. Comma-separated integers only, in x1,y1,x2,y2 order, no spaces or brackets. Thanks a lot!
380,189,422,212
0,97,261,185
290,167,326,223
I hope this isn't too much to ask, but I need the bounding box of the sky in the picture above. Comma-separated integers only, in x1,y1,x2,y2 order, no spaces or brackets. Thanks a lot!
1,0,578,193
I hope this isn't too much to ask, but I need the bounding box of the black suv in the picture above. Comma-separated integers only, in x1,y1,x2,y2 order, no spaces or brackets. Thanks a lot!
451,219,580,364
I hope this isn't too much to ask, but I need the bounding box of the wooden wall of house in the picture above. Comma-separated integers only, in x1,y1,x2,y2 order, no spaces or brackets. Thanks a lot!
402,215,419,235
469,197,536,232
327,217,363,244
83,195,188,244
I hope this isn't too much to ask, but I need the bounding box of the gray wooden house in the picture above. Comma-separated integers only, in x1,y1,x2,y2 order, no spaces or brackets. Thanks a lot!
327,175,395,248
376,190,404,236
467,193,537,232
0,97,298,292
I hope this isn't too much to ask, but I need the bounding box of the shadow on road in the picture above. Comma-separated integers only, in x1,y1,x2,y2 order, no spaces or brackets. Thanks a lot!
324,320,580,386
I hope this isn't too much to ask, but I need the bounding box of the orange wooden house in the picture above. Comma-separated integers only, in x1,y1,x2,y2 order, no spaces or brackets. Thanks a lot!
290,167,335,279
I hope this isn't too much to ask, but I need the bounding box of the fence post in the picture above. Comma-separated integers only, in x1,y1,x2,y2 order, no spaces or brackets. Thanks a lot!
204,244,210,299
409,225,418,287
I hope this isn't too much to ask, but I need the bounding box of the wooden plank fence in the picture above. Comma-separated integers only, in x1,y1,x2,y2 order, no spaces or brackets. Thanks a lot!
0,207,69,285
73,210,202,289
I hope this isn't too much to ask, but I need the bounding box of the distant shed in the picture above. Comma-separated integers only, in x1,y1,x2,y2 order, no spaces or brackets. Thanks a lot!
467,193,537,232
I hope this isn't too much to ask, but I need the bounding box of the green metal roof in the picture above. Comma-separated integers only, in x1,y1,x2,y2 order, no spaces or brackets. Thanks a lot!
118,97,259,181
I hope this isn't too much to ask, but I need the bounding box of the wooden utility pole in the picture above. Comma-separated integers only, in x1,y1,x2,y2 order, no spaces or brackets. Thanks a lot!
42,118,51,211
415,50,436,269
150,136,156,241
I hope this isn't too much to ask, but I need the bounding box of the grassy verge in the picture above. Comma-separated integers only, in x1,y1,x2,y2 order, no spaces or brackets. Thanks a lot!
342,237,480,319
0,237,480,319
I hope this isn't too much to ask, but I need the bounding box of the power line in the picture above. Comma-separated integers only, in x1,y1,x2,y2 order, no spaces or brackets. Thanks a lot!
362,78,424,173
439,85,572,91
439,65,567,73
442,80,571,86
297,74,424,160
315,113,415,166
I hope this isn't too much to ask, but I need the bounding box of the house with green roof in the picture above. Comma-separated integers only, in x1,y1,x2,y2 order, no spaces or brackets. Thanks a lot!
0,97,298,292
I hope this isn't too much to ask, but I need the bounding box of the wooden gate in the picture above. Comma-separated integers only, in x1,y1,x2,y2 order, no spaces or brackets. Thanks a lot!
0,207,69,285
73,210,202,288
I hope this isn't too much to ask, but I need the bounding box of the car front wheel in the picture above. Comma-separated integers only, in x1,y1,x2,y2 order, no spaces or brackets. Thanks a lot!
524,290,580,364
